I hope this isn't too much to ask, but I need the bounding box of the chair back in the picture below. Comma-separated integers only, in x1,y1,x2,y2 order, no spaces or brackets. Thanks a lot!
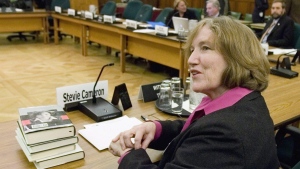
50,0,70,11
230,11,241,20
134,4,153,22
293,23,300,49
155,7,172,23
122,0,143,20
188,8,201,21
100,1,116,16
244,13,252,21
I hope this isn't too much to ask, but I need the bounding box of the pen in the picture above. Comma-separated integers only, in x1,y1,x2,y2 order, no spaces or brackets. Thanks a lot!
141,115,150,122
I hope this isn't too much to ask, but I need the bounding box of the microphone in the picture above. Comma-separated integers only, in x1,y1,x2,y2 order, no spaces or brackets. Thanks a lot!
270,51,299,78
166,11,179,28
78,62,122,122
92,63,114,103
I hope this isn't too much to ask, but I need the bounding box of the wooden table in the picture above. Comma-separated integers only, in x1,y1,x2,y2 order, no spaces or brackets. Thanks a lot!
0,11,49,43
51,14,185,78
250,23,266,30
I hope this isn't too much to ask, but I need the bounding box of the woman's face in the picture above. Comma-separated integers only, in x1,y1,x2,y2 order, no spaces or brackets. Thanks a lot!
176,1,187,13
188,25,228,99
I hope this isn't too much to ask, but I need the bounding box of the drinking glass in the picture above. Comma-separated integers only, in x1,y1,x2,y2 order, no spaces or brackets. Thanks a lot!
171,87,184,114
158,83,171,111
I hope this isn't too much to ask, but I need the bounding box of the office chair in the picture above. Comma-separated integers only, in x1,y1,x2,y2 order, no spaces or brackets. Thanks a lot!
134,4,152,23
48,0,71,40
188,8,201,21
229,11,241,20
100,1,116,16
154,7,172,24
275,125,300,169
292,23,300,49
122,0,143,20
244,13,252,22
6,0,36,41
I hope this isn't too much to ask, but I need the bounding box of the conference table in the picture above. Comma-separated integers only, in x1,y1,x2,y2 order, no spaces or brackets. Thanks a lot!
1,59,300,168
0,10,49,43
51,13,185,78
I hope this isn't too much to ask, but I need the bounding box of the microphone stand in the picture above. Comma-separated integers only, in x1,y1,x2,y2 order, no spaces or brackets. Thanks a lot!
92,63,114,103
270,51,299,78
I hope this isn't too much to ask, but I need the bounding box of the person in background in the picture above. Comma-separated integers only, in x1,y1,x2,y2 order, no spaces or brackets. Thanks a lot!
258,0,294,48
165,0,197,28
108,16,280,168
206,0,221,18
252,0,269,23
285,0,300,24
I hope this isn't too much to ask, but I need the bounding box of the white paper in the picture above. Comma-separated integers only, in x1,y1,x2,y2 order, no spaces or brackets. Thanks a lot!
133,29,156,33
268,48,297,55
79,117,142,151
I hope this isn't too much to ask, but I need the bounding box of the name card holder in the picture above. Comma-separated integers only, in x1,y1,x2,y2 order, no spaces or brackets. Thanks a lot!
85,11,94,20
126,19,138,30
55,6,62,13
103,15,115,24
111,83,132,111
138,82,161,102
67,9,76,16
155,25,168,37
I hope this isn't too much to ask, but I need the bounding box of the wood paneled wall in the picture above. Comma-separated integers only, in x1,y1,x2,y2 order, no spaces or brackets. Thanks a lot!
71,0,272,18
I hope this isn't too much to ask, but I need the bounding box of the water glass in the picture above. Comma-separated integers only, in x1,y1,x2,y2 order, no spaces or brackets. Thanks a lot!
158,83,171,110
171,87,184,114
171,77,181,89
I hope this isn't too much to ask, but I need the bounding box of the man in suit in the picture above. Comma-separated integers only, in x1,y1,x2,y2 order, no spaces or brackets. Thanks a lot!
285,0,300,24
206,0,221,18
252,0,269,23
259,0,294,48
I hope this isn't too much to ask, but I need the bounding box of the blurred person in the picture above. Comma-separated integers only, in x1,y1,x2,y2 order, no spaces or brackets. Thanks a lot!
109,16,280,169
206,0,221,18
252,0,269,23
258,0,294,48
165,0,197,28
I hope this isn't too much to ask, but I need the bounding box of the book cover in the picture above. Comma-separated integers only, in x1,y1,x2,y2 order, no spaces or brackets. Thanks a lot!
34,144,85,169
15,132,76,162
16,128,78,153
18,105,73,134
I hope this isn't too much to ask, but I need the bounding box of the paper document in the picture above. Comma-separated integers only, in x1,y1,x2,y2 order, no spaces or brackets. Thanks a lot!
268,48,297,55
79,116,142,151
133,29,155,33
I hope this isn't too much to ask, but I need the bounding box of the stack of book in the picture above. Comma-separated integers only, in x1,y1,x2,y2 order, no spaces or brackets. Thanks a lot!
15,105,85,169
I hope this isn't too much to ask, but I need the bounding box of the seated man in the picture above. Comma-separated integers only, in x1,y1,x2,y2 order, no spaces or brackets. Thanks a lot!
206,0,221,18
258,0,294,48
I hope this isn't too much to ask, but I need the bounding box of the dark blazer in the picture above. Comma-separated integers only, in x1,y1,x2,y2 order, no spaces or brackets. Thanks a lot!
285,0,300,24
119,91,280,169
261,15,294,48
165,9,197,28
252,0,269,23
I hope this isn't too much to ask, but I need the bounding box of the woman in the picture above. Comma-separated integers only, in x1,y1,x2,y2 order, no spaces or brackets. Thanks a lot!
165,0,197,28
109,16,280,168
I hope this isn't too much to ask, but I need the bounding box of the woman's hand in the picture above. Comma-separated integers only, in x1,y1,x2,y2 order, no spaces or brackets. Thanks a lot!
111,122,156,150
108,140,132,157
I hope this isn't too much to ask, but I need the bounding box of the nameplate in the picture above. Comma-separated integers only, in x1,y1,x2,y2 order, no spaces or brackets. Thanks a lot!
103,15,115,24
138,82,161,102
85,11,94,20
126,19,138,29
54,6,62,13
155,25,168,36
56,81,108,109
67,9,76,16
111,83,132,110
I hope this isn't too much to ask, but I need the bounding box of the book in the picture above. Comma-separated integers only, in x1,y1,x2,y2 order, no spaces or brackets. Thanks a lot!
16,127,78,153
17,105,76,145
15,132,76,162
33,144,85,169
78,116,142,150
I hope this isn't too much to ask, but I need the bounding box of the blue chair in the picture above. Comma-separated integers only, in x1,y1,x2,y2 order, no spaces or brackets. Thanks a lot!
134,4,153,22
276,125,300,169
100,1,116,16
293,23,300,49
188,8,201,21
155,7,173,24
122,0,143,20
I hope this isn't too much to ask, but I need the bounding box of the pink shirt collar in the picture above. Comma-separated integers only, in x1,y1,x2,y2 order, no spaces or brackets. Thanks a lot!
194,87,252,115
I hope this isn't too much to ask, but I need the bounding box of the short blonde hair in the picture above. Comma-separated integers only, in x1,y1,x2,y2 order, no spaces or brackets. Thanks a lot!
173,0,188,8
185,16,270,92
